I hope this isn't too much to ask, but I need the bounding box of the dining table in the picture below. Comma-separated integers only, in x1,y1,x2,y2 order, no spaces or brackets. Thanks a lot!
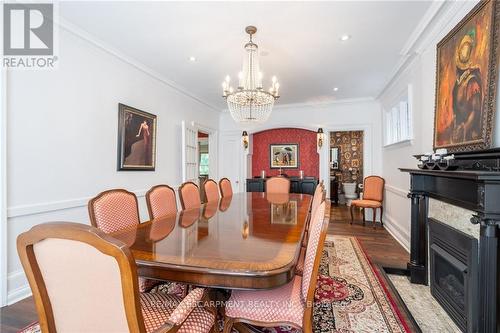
111,192,312,290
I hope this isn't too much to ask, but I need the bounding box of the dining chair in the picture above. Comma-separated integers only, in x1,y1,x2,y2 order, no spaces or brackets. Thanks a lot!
223,200,329,333
219,178,233,197
266,176,291,194
17,222,217,333
179,182,202,210
146,185,177,220
298,184,324,275
203,179,220,202
218,195,232,212
88,189,158,292
301,184,324,247
350,175,385,228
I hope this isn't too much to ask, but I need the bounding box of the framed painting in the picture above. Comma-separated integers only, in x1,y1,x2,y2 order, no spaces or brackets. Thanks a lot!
434,0,500,152
270,144,299,169
271,201,298,225
117,103,157,171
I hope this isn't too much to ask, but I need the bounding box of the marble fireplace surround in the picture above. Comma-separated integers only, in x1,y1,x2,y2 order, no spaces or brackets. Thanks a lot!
428,199,480,240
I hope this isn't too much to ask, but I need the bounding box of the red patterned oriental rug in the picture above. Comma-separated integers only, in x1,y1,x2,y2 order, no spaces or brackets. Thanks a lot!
19,236,413,333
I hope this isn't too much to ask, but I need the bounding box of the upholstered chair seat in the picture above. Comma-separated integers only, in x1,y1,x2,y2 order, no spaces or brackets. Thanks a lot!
141,290,215,333
350,199,382,208
225,276,305,327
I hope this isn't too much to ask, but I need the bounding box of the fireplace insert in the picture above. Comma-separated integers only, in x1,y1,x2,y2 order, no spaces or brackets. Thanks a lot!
429,218,478,333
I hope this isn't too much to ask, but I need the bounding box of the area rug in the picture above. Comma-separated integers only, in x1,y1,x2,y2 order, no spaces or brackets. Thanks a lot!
19,236,412,333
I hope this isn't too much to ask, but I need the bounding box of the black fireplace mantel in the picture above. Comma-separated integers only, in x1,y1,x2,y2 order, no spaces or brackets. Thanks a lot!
400,168,500,333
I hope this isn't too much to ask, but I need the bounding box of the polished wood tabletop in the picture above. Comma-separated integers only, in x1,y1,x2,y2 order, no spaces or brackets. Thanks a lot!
111,192,312,290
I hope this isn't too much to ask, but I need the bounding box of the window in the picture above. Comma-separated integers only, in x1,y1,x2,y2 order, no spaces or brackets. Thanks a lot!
384,85,412,146
199,153,209,175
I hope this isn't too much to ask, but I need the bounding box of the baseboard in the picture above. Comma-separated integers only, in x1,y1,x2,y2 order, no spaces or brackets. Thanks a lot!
383,213,410,253
7,270,31,305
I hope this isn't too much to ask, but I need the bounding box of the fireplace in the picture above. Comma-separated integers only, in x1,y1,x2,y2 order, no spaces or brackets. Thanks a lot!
429,218,478,332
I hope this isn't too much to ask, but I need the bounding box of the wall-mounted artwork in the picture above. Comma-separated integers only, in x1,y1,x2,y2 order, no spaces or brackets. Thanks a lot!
434,0,500,152
270,144,299,169
117,103,157,171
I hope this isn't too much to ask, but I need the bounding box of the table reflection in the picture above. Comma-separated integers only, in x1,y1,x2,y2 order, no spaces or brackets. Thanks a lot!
112,192,311,273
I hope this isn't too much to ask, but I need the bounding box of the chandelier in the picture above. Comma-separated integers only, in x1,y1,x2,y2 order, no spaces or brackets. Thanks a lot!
222,26,280,123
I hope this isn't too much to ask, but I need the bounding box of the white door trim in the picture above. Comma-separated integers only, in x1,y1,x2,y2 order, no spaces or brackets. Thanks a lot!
193,122,218,181
0,68,8,307
321,124,374,199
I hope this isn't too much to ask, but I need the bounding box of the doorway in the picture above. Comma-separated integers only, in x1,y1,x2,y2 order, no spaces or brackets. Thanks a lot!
329,130,364,206
198,131,209,201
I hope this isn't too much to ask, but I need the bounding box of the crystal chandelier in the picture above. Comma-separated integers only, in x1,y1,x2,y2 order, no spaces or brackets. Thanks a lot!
222,26,280,123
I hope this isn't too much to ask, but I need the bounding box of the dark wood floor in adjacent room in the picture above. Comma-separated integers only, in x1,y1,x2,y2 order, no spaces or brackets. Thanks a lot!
0,204,409,332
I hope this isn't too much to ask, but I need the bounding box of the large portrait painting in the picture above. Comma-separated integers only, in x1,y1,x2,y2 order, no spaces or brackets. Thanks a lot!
270,144,299,169
117,104,157,171
434,0,500,152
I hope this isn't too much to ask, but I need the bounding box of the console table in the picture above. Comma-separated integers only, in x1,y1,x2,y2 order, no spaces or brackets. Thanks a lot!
246,177,318,195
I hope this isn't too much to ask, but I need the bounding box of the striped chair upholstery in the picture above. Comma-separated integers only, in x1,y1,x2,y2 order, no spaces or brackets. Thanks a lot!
88,189,158,292
17,222,215,333
146,185,177,220
219,178,233,197
266,177,291,194
203,179,220,202
224,201,326,331
179,182,201,210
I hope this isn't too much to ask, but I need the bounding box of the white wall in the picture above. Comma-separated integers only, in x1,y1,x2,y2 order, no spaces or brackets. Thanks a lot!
379,1,481,251
218,99,383,199
4,28,219,304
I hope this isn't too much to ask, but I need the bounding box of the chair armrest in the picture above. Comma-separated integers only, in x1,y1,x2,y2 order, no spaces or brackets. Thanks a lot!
168,288,206,325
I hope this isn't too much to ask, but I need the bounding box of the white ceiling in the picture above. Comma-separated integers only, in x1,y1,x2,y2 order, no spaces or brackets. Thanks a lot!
60,1,433,110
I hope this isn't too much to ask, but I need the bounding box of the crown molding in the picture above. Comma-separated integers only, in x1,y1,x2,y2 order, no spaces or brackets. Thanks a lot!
57,17,221,113
221,97,376,113
376,0,471,99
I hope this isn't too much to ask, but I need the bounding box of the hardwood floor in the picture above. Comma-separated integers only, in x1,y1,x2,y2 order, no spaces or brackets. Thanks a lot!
0,204,409,332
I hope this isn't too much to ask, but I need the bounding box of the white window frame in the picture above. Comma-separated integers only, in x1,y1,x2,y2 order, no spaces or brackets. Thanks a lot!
383,84,413,147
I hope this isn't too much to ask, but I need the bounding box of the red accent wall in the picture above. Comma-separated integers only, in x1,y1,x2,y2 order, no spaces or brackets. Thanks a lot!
251,128,319,178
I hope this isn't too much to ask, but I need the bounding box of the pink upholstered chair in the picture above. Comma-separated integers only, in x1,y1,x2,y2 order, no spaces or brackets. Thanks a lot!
301,184,324,249
219,178,233,197
350,176,385,228
266,177,291,194
88,189,158,292
219,195,232,212
88,189,140,234
179,182,201,210
203,179,220,202
146,185,177,220
17,222,216,333
223,200,329,333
